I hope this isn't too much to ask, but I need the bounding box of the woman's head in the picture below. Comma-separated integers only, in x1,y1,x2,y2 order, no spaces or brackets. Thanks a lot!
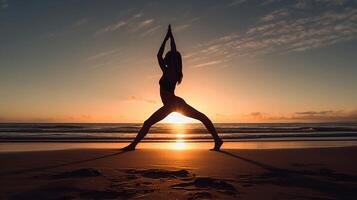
164,51,183,84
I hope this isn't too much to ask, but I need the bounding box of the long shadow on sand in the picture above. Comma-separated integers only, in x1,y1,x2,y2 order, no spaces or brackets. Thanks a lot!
0,150,128,177
219,150,357,200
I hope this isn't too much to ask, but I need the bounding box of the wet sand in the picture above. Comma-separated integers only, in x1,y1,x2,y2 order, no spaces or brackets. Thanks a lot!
1,146,357,199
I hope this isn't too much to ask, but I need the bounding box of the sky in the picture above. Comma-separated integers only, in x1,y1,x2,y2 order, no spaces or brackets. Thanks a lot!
0,0,357,123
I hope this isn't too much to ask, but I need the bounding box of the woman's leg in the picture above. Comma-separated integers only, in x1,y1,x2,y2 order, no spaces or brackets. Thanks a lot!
178,99,223,151
121,106,172,151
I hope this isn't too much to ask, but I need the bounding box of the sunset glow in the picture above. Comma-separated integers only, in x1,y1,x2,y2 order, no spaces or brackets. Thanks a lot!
162,112,193,124
0,1,356,123
1,2,357,199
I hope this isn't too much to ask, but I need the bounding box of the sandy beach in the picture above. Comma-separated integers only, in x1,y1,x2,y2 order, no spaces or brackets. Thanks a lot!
1,146,357,200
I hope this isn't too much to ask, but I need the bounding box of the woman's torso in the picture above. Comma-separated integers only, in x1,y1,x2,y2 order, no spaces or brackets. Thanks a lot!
159,70,177,104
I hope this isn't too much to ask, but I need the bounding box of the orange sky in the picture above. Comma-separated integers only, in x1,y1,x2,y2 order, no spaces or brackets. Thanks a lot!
1,1,357,123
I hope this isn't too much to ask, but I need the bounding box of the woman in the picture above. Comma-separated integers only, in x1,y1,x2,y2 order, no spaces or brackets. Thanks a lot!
121,25,223,151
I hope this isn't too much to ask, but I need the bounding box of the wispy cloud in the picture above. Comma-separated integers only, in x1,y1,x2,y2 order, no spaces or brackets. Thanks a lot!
139,19,154,27
128,95,157,104
174,16,201,33
97,21,127,34
246,109,357,122
140,25,161,37
130,19,155,32
192,60,224,68
261,9,289,22
245,7,357,54
175,24,191,32
183,34,240,68
295,110,334,115
85,48,121,61
183,3,357,68
96,13,155,35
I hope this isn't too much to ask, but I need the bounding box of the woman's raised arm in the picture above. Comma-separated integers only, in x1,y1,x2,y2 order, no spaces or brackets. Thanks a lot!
168,25,177,54
157,28,170,72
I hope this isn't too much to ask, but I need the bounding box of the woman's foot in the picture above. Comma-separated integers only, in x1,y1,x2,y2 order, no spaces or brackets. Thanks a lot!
120,144,136,151
210,139,223,151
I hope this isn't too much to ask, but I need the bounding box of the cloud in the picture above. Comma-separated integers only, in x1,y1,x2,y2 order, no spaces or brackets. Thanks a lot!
173,16,201,33
130,19,155,32
245,112,272,121
139,19,154,27
96,13,156,35
128,96,157,104
192,60,225,68
97,21,127,34
250,112,264,118
85,48,121,61
261,9,289,22
183,2,357,66
295,110,334,115
246,109,357,122
183,32,242,68
175,24,191,32
246,8,357,55
140,25,161,37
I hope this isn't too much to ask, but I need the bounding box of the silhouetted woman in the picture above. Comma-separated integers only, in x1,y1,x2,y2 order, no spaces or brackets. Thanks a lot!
122,25,223,151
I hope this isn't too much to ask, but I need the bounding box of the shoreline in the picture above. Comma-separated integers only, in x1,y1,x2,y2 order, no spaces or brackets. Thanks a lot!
1,140,357,153
2,137,357,142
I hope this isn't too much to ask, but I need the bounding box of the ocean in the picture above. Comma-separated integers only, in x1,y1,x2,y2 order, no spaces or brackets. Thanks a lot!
1,123,357,142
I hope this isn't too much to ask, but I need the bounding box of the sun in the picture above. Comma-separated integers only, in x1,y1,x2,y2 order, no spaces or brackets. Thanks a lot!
162,112,193,124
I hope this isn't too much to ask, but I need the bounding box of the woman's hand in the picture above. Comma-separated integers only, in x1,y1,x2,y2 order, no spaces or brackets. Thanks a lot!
164,26,170,40
168,24,173,37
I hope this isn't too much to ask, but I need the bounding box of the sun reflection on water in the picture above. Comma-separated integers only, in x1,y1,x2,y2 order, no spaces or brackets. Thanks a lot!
172,124,187,150
175,133,185,139
174,140,186,150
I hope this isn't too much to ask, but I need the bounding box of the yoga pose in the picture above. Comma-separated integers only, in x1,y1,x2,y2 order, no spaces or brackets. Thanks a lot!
121,25,223,151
